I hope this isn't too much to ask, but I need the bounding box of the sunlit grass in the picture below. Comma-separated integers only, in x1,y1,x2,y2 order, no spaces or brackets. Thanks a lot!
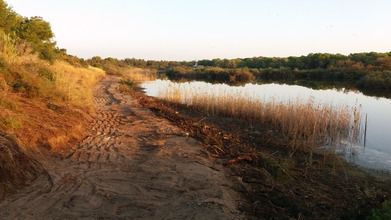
3,57,105,109
158,84,363,152
0,30,17,62
118,68,156,94
0,113,22,130
0,30,107,135
49,61,105,108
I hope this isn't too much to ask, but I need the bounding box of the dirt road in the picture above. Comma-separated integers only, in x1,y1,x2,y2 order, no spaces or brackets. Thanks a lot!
0,77,244,220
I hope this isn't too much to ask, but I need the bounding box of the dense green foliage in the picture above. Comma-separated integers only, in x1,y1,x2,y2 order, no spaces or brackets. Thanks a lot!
190,53,391,89
165,66,254,84
0,0,20,34
358,71,391,90
0,0,60,60
88,56,193,72
196,52,391,70
88,52,391,71
87,56,132,75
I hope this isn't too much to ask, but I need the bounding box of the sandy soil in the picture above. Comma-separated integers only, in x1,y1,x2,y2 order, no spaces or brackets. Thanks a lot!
0,76,245,220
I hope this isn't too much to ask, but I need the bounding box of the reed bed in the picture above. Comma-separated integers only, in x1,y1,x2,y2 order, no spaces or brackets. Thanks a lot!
158,83,363,152
121,67,157,82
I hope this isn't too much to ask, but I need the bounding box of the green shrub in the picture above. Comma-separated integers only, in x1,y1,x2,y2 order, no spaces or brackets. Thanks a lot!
38,67,55,82
61,54,89,68
166,66,255,84
358,71,391,90
12,79,39,98
369,200,391,220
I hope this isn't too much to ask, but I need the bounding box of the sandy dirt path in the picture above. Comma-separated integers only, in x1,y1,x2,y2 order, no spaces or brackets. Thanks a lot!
0,76,244,220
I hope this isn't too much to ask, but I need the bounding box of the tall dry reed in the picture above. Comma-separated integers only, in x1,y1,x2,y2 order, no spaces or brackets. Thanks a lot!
121,67,157,82
159,84,362,152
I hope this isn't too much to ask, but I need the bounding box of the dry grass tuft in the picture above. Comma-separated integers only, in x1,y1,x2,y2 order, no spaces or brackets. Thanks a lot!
117,68,156,94
0,30,17,62
0,95,21,130
0,113,22,130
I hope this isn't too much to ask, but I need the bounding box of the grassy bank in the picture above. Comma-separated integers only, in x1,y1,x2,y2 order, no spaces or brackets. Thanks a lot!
0,20,105,140
0,0,106,199
87,56,157,80
0,43,105,199
0,53,105,132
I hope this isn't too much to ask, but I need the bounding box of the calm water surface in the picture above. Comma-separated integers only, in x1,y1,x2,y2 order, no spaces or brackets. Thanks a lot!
141,80,391,172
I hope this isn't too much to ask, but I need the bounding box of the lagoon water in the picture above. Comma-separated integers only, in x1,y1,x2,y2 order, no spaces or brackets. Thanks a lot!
141,80,391,172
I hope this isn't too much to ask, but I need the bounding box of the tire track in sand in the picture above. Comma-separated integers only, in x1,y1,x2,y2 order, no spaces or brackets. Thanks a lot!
0,76,245,220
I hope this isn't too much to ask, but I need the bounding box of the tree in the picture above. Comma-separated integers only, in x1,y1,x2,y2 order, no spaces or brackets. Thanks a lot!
0,0,22,34
17,16,57,60
89,56,103,67
17,17,53,46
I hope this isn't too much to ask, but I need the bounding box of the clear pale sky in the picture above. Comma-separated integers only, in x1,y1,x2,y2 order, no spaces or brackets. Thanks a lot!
7,0,391,60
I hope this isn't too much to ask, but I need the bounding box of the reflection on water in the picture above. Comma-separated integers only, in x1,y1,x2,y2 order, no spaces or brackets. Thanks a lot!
142,80,391,172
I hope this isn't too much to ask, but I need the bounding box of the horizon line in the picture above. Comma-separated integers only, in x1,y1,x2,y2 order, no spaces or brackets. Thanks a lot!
79,50,391,62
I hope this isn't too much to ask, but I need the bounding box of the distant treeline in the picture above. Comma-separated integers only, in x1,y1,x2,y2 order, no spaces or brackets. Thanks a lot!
88,52,391,70
197,53,391,70
87,56,192,73
86,52,391,90
193,52,391,90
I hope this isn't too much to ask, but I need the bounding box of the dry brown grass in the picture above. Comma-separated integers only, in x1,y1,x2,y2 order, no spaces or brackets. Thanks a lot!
49,61,105,108
2,55,105,107
0,30,17,62
0,84,22,130
117,67,156,94
159,85,362,152
0,35,105,131
1,29,105,110
120,67,157,82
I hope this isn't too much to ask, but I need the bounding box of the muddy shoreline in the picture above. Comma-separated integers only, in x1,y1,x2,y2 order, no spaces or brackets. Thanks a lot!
130,84,391,220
